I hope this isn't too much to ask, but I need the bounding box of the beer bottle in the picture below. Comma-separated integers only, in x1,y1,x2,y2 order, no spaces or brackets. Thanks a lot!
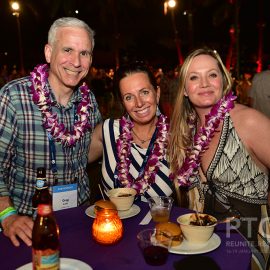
32,167,52,219
32,204,60,270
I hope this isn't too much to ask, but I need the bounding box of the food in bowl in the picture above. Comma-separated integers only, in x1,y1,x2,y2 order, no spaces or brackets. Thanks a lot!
189,213,216,226
107,187,137,211
117,193,133,197
94,199,117,214
177,213,217,244
155,222,183,246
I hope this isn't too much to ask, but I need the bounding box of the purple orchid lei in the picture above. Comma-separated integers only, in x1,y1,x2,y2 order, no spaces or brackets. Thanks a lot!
172,91,237,186
116,114,169,194
30,64,92,147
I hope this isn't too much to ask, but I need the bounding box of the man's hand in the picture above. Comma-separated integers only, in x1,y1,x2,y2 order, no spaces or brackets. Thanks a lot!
2,214,33,247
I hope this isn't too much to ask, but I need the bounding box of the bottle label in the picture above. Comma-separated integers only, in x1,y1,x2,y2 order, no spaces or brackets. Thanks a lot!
32,249,59,270
36,179,46,189
37,204,52,215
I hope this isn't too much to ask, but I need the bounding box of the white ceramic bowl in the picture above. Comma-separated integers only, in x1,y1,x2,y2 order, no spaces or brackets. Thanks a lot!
177,213,217,244
107,188,137,211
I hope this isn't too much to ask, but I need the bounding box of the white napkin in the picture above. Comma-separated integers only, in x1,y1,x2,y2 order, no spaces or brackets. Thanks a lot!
139,210,152,225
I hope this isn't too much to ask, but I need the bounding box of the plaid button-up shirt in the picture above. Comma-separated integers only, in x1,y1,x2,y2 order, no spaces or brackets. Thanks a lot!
0,75,102,215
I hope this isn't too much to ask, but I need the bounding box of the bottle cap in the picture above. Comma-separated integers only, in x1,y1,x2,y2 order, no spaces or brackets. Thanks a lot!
37,167,46,178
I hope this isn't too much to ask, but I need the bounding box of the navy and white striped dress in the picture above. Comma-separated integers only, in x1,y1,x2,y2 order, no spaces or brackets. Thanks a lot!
101,118,173,201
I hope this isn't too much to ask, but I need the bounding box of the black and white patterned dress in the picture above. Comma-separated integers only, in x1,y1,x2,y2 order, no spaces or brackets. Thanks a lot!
194,113,269,264
101,118,173,201
199,113,268,205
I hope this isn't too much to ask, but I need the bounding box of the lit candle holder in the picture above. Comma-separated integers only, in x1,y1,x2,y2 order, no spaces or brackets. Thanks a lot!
92,208,123,245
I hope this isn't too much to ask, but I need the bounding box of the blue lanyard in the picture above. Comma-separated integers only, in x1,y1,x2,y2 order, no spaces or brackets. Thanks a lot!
48,133,58,185
113,128,158,188
47,104,78,185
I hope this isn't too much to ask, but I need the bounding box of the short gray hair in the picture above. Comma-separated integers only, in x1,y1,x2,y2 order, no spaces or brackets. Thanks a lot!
48,17,95,51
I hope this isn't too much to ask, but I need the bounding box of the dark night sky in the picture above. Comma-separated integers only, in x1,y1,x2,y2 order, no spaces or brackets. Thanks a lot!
0,0,269,73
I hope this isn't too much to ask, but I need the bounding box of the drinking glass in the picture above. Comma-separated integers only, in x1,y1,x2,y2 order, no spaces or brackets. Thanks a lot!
137,228,172,266
147,196,174,223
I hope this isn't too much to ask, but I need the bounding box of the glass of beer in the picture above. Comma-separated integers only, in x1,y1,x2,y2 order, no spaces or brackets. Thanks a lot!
147,196,174,223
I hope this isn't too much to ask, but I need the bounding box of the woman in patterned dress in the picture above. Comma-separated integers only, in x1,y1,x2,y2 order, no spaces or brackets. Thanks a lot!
168,48,270,269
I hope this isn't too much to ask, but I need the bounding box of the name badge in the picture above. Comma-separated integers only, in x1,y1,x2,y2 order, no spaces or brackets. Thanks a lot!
52,183,78,211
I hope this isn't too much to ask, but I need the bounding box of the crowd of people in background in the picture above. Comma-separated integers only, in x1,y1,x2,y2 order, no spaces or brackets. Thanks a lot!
0,16,269,270
1,63,269,121
0,65,23,87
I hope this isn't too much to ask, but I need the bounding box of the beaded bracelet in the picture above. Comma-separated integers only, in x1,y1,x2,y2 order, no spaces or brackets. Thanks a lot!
0,206,17,224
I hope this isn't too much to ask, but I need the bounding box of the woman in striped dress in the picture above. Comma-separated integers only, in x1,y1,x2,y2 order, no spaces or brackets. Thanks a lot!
89,61,173,201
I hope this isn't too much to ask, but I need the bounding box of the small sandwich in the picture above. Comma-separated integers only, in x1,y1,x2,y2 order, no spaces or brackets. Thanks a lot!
94,199,117,214
155,222,183,246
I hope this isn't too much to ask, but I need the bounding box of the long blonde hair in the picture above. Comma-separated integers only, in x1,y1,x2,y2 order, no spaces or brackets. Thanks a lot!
168,48,233,178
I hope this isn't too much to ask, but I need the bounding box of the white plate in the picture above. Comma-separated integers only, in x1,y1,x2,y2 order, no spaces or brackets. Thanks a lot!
170,233,221,255
16,258,92,270
85,204,141,219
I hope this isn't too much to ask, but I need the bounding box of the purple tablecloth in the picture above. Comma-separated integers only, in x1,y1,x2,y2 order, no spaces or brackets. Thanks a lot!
0,201,251,269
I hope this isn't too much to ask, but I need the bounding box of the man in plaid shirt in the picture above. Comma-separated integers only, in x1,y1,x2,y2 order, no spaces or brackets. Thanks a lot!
0,17,102,247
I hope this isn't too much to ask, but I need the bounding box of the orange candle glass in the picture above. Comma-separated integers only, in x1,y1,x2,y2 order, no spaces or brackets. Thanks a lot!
92,208,123,245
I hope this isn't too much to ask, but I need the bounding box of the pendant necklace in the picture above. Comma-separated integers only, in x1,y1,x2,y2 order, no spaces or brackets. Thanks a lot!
116,114,169,193
132,129,152,144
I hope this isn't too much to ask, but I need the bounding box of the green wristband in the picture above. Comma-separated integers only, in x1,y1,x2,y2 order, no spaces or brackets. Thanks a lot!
0,206,16,217
0,207,17,223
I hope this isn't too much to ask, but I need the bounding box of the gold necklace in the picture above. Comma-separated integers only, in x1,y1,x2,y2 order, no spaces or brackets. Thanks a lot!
132,129,152,144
